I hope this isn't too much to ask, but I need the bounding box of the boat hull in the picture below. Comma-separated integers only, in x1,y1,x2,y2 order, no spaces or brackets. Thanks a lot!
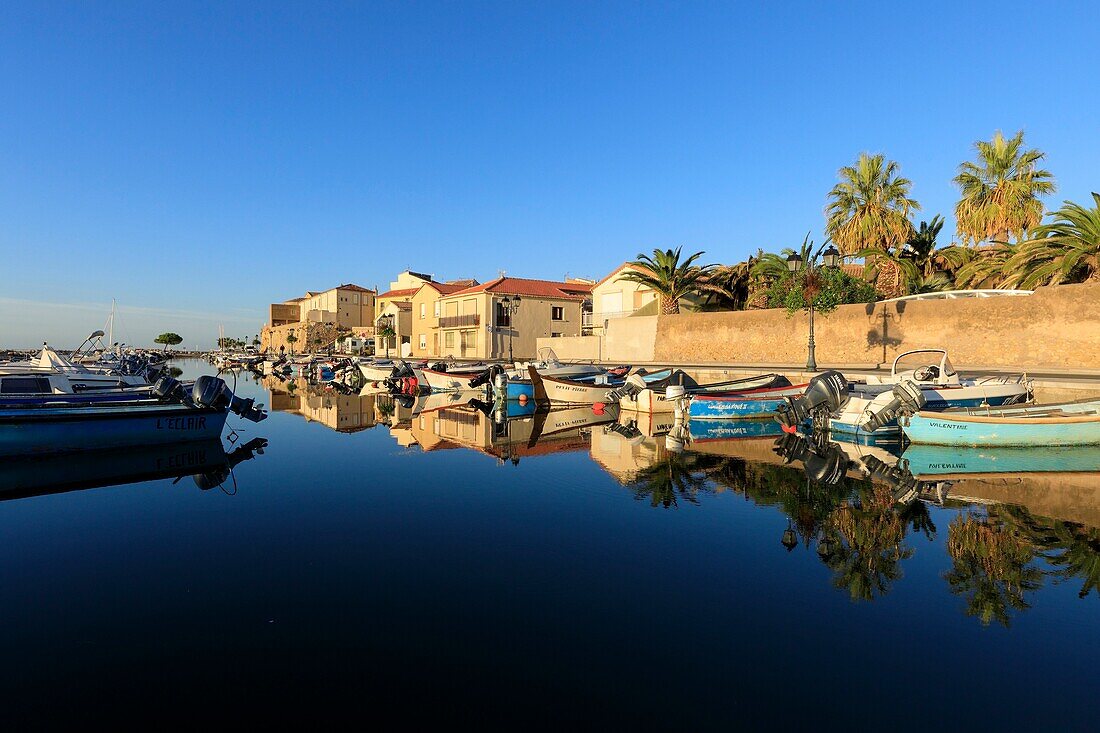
828,383,1029,436
0,405,228,456
620,373,789,414
689,384,807,420
688,418,786,442
902,411,1100,447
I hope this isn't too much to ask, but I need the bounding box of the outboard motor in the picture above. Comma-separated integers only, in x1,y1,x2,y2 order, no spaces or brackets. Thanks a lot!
192,375,268,422
773,432,849,485
152,375,192,405
193,437,268,491
862,454,924,505
775,370,849,430
859,379,927,433
605,372,649,403
429,361,448,373
468,364,505,390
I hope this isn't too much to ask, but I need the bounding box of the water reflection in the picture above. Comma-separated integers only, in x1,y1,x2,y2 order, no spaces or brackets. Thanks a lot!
262,377,1100,624
0,436,268,500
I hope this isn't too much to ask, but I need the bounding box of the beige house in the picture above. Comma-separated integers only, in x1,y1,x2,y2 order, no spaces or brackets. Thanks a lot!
409,280,480,359
584,263,658,335
263,283,376,353
435,277,593,360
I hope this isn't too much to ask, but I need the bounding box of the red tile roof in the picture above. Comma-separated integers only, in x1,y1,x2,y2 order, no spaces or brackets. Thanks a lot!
595,262,645,288
377,287,421,299
337,283,376,293
446,277,593,300
418,280,480,296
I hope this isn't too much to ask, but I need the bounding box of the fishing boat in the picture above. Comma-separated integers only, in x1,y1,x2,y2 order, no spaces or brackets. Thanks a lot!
0,344,156,391
417,362,493,393
358,359,401,382
774,351,1031,437
687,382,808,420
617,373,792,413
901,399,1100,447
527,366,685,405
0,375,267,456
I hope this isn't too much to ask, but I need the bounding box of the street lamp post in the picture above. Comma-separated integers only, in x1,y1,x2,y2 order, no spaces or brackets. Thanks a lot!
500,295,522,363
786,243,841,371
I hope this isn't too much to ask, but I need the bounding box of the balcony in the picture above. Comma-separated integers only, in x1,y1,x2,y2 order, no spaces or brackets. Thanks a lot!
581,310,634,328
439,314,480,329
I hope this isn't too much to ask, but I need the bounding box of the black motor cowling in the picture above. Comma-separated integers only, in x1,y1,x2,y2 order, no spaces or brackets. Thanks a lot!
859,379,927,433
773,432,849,485
192,375,267,422
861,454,924,505
775,370,849,429
468,364,504,389
153,375,189,403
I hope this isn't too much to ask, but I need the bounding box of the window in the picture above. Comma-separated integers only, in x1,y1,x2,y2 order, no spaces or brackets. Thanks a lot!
1,376,51,394
445,332,455,348
551,306,564,321
419,334,426,349
420,303,426,319
434,302,440,317
495,301,511,328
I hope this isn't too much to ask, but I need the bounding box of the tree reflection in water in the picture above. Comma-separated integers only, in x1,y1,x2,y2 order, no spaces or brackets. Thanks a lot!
623,434,1100,620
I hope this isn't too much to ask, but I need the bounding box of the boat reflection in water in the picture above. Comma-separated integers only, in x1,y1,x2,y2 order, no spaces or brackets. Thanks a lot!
0,437,268,501
267,390,1100,625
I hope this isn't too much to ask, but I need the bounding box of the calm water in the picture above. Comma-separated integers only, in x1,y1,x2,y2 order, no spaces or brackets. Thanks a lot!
1,360,1097,726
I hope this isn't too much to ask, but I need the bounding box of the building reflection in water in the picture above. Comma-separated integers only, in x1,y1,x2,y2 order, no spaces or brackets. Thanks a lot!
261,386,1100,624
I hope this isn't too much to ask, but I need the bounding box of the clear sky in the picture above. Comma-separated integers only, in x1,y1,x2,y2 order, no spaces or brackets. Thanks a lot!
1,1,1097,349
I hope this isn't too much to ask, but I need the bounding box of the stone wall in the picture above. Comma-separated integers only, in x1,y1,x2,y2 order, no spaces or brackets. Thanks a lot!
535,335,602,361
653,282,1100,370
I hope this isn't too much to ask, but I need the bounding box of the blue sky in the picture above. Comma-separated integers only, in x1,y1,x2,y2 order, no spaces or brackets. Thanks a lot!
1,1,1097,348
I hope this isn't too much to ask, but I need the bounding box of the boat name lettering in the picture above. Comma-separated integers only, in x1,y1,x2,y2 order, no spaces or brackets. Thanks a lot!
928,421,967,430
155,416,208,431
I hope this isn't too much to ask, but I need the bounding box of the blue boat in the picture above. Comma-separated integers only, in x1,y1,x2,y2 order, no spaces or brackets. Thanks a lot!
902,399,1100,447
688,383,807,420
0,375,267,456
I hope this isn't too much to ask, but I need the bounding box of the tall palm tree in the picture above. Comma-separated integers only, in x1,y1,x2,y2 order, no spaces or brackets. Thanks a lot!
949,242,1017,289
953,129,1056,245
826,153,920,298
1004,193,1100,287
701,259,753,311
620,246,717,315
826,153,920,254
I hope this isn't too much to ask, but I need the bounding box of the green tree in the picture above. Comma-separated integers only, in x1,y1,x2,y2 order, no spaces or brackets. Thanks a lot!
154,332,183,351
953,129,1056,245
1005,193,1100,287
620,246,718,315
825,153,920,298
765,260,878,313
285,332,298,356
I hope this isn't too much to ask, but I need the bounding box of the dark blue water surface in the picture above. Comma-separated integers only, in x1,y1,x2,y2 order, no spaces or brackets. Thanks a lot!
1,361,1097,727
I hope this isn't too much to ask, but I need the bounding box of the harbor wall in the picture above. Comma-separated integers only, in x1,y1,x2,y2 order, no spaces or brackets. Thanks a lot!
651,282,1100,370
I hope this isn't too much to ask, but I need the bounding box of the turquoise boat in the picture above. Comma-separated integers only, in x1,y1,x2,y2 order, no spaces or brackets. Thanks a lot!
902,399,1100,447
903,444,1100,476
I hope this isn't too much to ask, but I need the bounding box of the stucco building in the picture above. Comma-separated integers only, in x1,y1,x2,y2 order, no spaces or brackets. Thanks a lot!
434,277,593,361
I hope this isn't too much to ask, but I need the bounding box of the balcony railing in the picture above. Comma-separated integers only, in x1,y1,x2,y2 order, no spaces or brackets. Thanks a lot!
439,314,480,329
581,310,635,327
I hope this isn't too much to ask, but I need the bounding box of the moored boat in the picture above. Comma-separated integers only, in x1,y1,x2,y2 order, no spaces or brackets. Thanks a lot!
618,372,792,413
688,382,808,420
0,375,267,456
901,399,1100,447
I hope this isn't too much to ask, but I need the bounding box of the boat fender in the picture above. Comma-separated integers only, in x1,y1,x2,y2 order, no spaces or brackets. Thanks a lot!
775,370,849,428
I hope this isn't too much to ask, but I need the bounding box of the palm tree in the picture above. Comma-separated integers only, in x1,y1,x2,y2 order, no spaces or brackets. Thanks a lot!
904,215,946,278
701,259,753,311
953,130,1056,245
949,242,1017,289
826,153,920,298
620,246,717,315
1004,193,1100,288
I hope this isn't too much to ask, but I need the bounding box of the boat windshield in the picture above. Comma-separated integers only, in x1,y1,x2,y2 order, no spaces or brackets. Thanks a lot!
893,350,948,379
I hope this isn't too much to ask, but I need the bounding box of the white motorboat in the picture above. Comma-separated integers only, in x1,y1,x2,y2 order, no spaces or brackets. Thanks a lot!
0,345,151,391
